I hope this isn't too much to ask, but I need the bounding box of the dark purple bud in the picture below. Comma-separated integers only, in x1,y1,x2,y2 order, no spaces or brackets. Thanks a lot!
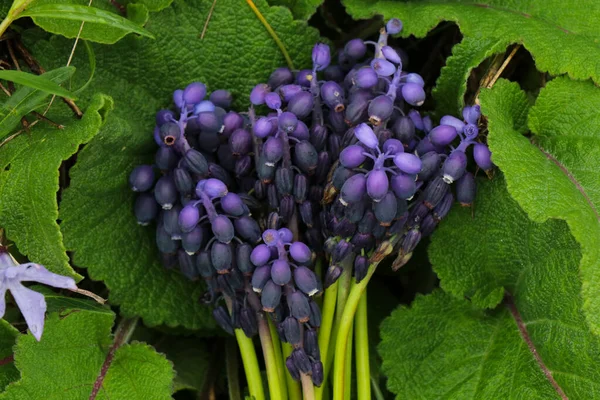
293,174,309,203
295,69,312,87
199,178,228,199
129,165,155,192
184,149,208,176
391,173,417,200
240,307,258,337
386,18,403,34
263,137,284,166
321,81,345,112
391,116,414,145
309,124,328,151
235,243,254,275
156,109,175,126
345,99,370,128
312,43,331,71
304,329,320,360
456,172,476,206
396,198,408,219
155,175,178,210
402,228,421,255
134,193,158,225
463,105,481,125
328,133,341,160
344,200,366,223
340,173,366,205
473,143,493,171
196,111,223,134
236,157,252,179
353,68,378,90
257,156,276,184
394,153,422,174
401,83,426,106
211,215,235,243
292,348,312,374
208,163,233,187
354,255,369,283
374,191,397,226
315,151,331,183
279,84,303,103
289,291,311,322
267,211,282,230
420,214,437,237
250,83,269,105
293,141,319,174
268,67,294,89
288,91,314,119
408,109,424,131
351,232,374,250
417,152,442,182
344,38,367,60
155,146,179,171
368,95,394,126
371,58,396,77
265,92,282,110
222,112,244,137
267,184,279,210
367,170,390,202
278,111,298,134
309,186,323,205
283,317,301,345
333,217,357,237
389,216,407,235
179,204,200,232
324,65,344,82
275,167,294,195
178,250,198,280
208,89,232,109
196,250,214,278
173,168,193,195
332,166,356,190
442,150,467,183
182,82,206,105
221,193,248,217
229,129,252,156
158,122,180,146
253,116,275,138
294,266,319,296
286,356,301,381
423,176,450,209
291,120,310,141
358,210,377,233
261,280,282,312
309,300,321,327
182,226,204,254
163,208,182,236
213,306,234,335
329,107,347,133
280,195,295,222
211,242,232,274
312,361,324,386
433,193,454,221
324,265,342,288
333,240,352,263
156,225,178,253
429,125,458,147
251,265,271,292
408,202,429,227
271,260,292,285
299,201,314,227
234,216,261,243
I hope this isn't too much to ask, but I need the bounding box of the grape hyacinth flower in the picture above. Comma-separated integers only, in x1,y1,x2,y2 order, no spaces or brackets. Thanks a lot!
0,247,77,341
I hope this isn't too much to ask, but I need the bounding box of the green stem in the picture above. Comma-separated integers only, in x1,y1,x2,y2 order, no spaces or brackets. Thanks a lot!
344,323,353,400
226,338,242,400
301,373,316,400
235,328,265,400
371,376,385,400
0,0,36,38
283,343,302,400
257,315,285,400
332,260,379,400
268,317,288,399
355,292,370,400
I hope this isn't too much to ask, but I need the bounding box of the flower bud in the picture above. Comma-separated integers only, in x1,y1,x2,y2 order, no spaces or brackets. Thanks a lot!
234,216,261,243
251,265,271,292
374,191,397,226
213,306,234,335
236,243,254,275
154,176,178,210
442,150,467,183
134,193,158,225
386,18,403,34
211,242,232,274
312,361,324,386
312,43,331,71
271,260,292,285
185,149,209,176
321,81,345,112
211,215,235,243
278,111,298,134
429,124,458,146
462,105,481,124
250,83,269,105
129,165,155,192
268,67,294,89
354,255,369,283
401,228,422,255
294,266,319,296
282,316,301,345
456,172,476,206
293,141,319,174
324,265,342,288
288,91,314,119
433,193,454,221
423,176,450,209
391,173,417,200
304,329,320,360
240,307,258,337
473,143,493,171
229,129,252,156
294,174,309,203
275,167,294,195
261,280,282,312
286,356,301,381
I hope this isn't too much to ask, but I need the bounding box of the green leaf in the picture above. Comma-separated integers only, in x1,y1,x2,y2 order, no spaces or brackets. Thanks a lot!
0,310,174,399
381,176,600,399
155,337,211,392
0,94,113,279
25,0,321,328
0,66,75,141
0,70,76,99
480,78,600,334
21,4,154,39
267,0,322,21
343,0,600,118
25,0,150,44
0,320,19,391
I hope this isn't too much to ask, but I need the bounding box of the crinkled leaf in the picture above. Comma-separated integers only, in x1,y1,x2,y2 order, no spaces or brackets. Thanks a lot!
0,69,76,99
0,66,75,141
381,176,600,399
25,0,321,328
343,0,600,118
0,94,113,279
480,78,600,334
267,0,322,21
28,0,149,44
0,310,174,399
0,320,19,391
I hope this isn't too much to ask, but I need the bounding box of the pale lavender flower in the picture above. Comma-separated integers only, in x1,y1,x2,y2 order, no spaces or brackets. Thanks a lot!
0,248,77,341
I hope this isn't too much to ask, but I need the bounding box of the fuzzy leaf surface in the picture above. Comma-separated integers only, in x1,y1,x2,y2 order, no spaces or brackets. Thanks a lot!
26,0,321,328
480,78,600,334
0,320,19,391
381,176,600,399
342,0,600,118
0,94,112,279
267,0,322,20
0,310,174,399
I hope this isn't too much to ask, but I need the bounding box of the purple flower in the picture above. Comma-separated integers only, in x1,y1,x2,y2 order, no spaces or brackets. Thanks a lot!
0,249,77,341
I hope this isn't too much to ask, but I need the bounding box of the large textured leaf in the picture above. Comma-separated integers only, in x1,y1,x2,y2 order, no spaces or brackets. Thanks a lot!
0,310,174,399
267,0,322,20
0,320,19,391
26,0,321,328
28,0,150,44
0,94,112,279
380,176,600,399
342,0,600,118
480,78,600,334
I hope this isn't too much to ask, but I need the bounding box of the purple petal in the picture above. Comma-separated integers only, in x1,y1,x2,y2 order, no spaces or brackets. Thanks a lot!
0,286,6,318
0,252,16,270
354,123,378,149
9,283,46,341
17,264,77,290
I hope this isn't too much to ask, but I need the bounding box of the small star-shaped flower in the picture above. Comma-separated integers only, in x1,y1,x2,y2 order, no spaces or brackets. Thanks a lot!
0,247,77,341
